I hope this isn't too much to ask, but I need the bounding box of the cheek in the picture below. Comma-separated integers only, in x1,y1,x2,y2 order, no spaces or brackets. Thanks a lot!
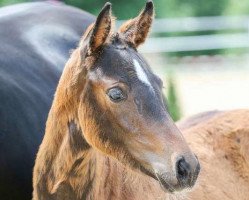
108,100,142,134
118,113,140,133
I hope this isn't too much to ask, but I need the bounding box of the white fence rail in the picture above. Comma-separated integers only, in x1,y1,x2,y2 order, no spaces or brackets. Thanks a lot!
141,33,249,53
119,16,249,53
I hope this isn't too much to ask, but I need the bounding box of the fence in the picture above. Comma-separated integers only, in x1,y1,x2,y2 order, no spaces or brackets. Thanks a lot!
119,16,249,53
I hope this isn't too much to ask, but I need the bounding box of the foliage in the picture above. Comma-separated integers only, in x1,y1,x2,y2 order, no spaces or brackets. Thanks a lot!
64,0,144,19
0,0,25,7
63,0,229,19
224,0,249,15
166,75,181,121
1,0,249,18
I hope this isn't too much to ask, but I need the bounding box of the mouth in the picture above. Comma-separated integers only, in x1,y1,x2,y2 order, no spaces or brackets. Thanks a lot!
155,172,177,193
135,158,199,193
139,165,192,193
155,171,200,194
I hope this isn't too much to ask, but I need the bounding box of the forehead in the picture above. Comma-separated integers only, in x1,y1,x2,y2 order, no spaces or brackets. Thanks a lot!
93,43,155,88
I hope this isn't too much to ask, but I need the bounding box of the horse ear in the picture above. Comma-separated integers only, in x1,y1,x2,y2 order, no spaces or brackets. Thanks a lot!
81,2,113,53
118,0,154,48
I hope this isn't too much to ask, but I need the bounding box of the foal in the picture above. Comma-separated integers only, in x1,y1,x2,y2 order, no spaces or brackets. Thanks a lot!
33,2,200,199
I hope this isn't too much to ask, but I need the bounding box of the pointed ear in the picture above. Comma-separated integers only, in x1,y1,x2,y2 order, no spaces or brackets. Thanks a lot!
119,0,154,48
81,2,113,53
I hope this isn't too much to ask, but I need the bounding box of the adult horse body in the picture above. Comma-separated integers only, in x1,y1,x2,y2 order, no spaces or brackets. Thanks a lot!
0,2,94,199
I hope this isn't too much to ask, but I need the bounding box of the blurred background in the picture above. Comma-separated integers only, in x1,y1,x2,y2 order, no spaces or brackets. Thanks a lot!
1,0,249,121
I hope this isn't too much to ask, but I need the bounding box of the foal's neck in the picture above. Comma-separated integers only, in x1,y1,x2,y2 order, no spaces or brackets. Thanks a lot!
49,129,169,200
34,113,165,200
33,109,98,199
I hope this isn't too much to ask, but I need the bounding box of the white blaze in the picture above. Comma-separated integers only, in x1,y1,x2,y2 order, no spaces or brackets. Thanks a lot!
133,59,154,91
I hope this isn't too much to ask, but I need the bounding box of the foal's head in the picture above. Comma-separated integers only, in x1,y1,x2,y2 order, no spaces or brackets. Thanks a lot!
69,1,200,193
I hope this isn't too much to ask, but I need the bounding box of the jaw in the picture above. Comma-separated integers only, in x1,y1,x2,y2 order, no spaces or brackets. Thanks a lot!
128,151,177,193
133,160,176,193
154,171,199,194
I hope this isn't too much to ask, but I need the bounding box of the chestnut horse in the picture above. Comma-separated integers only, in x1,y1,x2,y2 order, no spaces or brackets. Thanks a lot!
178,110,249,200
33,1,200,200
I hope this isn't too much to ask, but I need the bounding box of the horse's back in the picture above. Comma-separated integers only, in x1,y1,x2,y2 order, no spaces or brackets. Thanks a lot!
177,110,222,131
180,110,249,200
0,3,94,199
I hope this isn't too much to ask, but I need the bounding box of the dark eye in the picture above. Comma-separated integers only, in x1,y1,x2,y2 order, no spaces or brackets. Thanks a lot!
107,87,126,102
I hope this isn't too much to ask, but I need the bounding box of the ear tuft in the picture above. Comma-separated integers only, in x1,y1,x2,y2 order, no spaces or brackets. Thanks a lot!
118,1,154,48
96,2,112,24
103,2,112,10
82,2,113,53
145,0,154,13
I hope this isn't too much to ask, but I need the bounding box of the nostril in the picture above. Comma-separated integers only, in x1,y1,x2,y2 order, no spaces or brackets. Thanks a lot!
176,157,191,181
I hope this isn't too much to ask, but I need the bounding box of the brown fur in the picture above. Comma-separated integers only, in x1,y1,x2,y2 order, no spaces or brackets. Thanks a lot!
178,109,249,200
33,98,249,200
32,46,168,199
32,47,170,199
